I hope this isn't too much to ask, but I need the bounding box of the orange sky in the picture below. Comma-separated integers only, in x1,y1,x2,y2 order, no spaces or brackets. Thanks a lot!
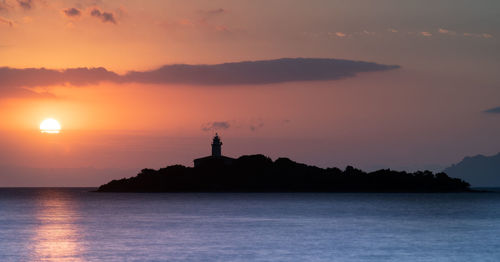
0,0,499,186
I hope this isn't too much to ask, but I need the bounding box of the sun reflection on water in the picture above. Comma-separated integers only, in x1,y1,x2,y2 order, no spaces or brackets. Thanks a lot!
30,189,84,261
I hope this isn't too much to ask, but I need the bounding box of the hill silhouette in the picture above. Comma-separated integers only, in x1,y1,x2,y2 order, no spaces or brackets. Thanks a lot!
97,155,470,192
444,152,500,187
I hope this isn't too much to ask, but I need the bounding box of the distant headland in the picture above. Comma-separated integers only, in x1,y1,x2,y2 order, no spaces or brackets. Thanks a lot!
97,134,471,193
444,152,500,187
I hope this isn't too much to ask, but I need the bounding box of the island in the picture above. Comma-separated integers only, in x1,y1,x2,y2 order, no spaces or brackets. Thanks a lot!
97,135,470,193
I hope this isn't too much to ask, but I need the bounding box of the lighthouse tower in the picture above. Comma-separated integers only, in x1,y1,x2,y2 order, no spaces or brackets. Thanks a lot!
211,133,222,157
194,133,234,167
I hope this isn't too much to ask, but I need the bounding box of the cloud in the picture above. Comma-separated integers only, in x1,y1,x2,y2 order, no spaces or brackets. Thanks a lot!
325,32,348,38
463,32,493,39
362,30,375,36
164,8,235,35
0,67,119,92
90,8,116,24
198,8,227,23
0,16,13,26
200,8,226,15
483,106,500,114
249,121,264,132
202,121,230,132
335,32,347,38
214,25,231,33
312,29,493,41
0,0,10,11
125,58,399,85
201,119,265,132
0,58,400,97
63,7,81,17
438,28,449,34
16,0,32,10
438,28,456,36
437,29,492,39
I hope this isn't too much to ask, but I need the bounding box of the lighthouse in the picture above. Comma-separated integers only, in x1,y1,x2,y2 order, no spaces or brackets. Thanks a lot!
211,133,222,157
194,133,235,167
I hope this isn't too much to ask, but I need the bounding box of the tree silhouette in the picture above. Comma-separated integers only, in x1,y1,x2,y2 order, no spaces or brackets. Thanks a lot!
98,154,470,192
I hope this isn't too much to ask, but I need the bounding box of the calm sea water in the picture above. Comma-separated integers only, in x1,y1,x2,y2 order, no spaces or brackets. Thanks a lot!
1,188,500,261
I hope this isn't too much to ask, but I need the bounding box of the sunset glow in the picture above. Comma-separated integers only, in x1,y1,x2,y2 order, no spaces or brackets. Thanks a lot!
1,1,500,261
0,0,498,187
40,119,61,134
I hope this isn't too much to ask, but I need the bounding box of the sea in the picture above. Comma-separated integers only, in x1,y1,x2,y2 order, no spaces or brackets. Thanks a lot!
0,188,499,261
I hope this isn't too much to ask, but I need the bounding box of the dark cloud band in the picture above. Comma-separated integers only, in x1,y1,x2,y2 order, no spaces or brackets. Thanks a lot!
0,67,119,90
125,58,399,85
0,58,400,97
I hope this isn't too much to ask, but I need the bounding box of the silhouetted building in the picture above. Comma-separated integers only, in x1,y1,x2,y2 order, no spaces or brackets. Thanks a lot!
194,133,235,167
211,134,222,157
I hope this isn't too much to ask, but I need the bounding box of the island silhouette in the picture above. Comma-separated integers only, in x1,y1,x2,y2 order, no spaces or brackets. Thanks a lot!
97,134,471,192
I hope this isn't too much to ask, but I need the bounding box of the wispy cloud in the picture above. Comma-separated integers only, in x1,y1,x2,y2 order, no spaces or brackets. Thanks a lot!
16,0,32,10
483,106,500,114
90,8,116,24
63,7,81,18
202,121,230,132
362,30,375,36
0,16,13,26
438,28,456,36
199,8,226,16
464,32,494,39
213,25,231,33
249,120,264,132
201,119,266,132
163,8,237,35
438,28,493,39
0,0,10,11
308,28,493,41
198,7,227,24
335,32,347,38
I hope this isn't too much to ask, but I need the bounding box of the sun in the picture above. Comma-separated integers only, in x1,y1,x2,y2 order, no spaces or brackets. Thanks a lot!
40,118,61,134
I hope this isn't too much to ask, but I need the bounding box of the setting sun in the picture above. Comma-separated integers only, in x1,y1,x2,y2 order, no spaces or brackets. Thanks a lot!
40,119,61,134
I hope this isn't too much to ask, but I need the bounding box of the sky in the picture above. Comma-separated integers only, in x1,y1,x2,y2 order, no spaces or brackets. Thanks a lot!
0,0,499,186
